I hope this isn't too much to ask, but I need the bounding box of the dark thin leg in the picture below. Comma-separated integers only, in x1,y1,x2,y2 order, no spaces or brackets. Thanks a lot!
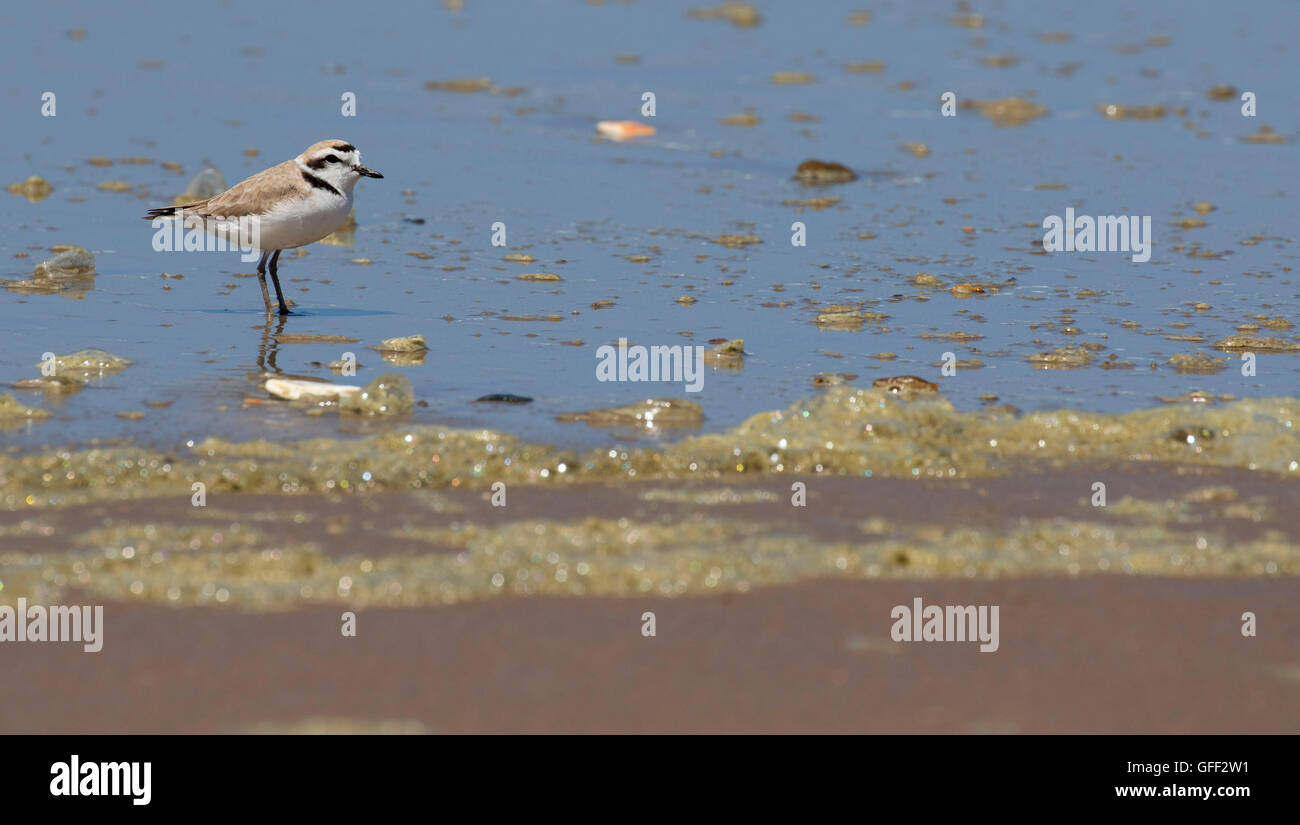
255,250,272,315
268,250,291,315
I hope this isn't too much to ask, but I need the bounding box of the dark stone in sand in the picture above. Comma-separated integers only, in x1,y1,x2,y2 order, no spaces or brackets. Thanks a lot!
475,393,533,404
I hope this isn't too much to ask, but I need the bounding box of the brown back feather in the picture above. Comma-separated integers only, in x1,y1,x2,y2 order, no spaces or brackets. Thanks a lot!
142,159,305,220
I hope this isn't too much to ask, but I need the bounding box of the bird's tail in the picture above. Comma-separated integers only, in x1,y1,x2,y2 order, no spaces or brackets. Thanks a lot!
142,201,208,221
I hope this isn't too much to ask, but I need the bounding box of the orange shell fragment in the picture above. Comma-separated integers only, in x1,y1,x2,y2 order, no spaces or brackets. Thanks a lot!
596,120,656,140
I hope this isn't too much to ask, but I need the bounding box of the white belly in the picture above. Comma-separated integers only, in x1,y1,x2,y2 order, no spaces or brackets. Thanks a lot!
259,189,354,250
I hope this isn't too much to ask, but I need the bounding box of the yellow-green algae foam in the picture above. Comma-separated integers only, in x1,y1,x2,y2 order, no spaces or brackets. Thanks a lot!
1,490,1295,611
2,387,1297,510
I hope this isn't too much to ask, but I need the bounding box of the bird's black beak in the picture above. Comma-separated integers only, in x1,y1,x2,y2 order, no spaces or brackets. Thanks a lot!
355,165,383,179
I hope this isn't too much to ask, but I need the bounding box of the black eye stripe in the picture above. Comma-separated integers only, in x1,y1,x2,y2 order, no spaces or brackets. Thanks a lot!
305,148,355,170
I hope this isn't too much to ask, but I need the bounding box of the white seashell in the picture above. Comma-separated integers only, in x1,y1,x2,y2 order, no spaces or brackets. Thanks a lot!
264,378,361,402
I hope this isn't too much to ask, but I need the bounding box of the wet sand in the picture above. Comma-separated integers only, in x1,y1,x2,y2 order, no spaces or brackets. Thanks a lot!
2,575,1296,734
2,464,1297,733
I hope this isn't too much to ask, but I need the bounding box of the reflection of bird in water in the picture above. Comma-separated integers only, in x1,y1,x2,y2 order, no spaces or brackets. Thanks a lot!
255,314,288,375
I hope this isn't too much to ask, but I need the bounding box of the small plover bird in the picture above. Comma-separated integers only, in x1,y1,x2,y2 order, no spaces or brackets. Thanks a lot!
143,140,383,315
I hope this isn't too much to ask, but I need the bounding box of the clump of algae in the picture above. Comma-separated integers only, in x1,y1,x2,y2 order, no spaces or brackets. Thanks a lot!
0,394,51,427
960,98,1047,127
7,176,53,201
33,246,95,278
3,388,1299,512
378,335,427,353
794,159,857,185
35,349,131,378
1170,353,1228,374
687,2,761,27
3,508,1296,612
339,373,414,416
558,398,703,429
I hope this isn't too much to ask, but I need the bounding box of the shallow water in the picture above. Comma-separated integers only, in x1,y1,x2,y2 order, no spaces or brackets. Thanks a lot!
1,0,1298,455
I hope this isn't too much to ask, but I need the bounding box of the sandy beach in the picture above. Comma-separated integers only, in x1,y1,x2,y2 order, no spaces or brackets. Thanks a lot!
3,464,1296,733
3,574,1296,734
